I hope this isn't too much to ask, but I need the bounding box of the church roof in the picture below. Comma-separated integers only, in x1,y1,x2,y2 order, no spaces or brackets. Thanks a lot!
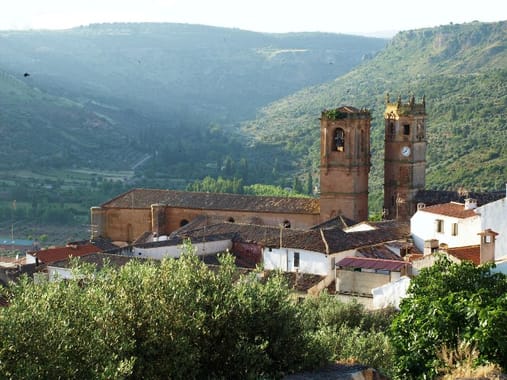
101,188,320,214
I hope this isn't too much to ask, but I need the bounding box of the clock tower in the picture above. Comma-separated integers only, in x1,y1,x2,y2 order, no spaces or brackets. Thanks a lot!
383,94,427,221
320,106,371,222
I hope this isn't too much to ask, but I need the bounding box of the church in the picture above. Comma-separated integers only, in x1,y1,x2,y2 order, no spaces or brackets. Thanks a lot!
91,95,427,243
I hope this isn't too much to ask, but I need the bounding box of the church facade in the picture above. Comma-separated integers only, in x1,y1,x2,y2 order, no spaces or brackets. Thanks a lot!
91,97,427,243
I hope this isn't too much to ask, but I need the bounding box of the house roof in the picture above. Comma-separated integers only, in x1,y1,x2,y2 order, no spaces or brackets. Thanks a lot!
310,215,357,230
101,188,320,214
355,244,405,261
336,257,410,272
48,252,137,269
30,243,102,264
415,189,504,207
446,245,481,265
418,202,478,219
176,220,410,255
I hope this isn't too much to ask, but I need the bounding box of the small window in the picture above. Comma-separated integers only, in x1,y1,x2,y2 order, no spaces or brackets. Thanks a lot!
283,220,291,228
484,235,492,244
227,217,235,223
389,122,395,136
403,124,410,135
333,128,345,152
436,219,444,233
294,252,300,268
451,223,458,236
180,219,189,227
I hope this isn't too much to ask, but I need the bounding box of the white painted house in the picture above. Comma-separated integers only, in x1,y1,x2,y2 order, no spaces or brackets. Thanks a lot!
132,237,232,260
410,200,481,253
476,192,507,261
263,246,330,276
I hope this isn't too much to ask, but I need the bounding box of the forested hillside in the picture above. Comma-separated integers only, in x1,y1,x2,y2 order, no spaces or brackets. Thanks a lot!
1,21,506,237
0,23,385,237
0,23,385,170
242,21,507,209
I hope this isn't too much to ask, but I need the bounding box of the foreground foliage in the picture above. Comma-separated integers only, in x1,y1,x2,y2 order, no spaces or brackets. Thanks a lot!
0,246,327,379
390,257,507,379
301,294,396,376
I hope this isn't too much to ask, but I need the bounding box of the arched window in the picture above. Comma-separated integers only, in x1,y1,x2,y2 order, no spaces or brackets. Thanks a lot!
283,220,291,228
180,219,189,227
389,122,395,136
227,217,235,223
333,128,345,152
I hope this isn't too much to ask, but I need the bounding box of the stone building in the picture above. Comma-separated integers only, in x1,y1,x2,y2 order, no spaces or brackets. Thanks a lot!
383,94,427,220
91,99,429,243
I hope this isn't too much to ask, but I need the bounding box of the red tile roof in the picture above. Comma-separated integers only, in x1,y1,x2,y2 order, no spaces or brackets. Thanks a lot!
176,220,410,255
31,244,102,264
101,188,320,214
419,202,478,219
336,257,410,272
446,245,481,265
415,189,504,207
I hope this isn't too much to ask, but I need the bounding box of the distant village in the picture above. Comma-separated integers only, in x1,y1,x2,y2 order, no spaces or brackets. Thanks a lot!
1,95,506,309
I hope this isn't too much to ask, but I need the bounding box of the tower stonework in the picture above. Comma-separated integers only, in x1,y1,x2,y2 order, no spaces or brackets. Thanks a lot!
319,106,371,223
383,94,427,221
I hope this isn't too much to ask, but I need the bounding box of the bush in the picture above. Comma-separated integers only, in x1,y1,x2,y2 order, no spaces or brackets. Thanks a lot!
0,245,326,379
301,293,396,376
390,256,507,379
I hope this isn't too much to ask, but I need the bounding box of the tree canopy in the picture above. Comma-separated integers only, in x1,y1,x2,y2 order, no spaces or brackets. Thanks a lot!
0,244,328,379
390,256,507,379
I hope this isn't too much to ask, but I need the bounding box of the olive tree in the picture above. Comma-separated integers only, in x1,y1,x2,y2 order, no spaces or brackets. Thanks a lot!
0,242,325,379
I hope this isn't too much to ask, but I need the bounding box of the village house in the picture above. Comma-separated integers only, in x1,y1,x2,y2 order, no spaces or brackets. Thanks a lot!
411,186,506,268
410,200,482,252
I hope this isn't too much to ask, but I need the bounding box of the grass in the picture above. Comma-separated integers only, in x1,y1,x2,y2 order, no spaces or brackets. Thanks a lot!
437,340,506,380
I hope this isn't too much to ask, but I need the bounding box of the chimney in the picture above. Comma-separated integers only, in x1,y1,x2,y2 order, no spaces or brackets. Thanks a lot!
464,198,477,210
424,239,439,255
478,229,499,264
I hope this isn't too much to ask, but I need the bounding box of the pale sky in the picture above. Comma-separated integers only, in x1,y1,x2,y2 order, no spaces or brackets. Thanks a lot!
1,0,506,36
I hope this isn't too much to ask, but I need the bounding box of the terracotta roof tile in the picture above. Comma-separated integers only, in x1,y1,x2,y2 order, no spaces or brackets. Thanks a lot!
415,189,504,207
336,257,410,271
446,245,481,265
419,202,478,219
49,252,137,269
30,244,102,264
178,221,410,255
355,244,404,261
101,188,320,214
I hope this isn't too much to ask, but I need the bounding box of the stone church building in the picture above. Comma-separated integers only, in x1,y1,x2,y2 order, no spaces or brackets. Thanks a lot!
91,96,427,243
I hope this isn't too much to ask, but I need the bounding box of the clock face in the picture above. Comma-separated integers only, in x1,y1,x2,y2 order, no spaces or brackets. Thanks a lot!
401,146,411,157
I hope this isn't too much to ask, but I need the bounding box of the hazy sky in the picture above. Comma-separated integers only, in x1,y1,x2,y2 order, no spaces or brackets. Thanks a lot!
1,0,506,36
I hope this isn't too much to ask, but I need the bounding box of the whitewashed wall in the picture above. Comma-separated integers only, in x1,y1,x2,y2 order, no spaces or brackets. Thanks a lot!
411,210,480,252
477,196,507,261
47,267,74,281
262,247,330,276
132,240,232,260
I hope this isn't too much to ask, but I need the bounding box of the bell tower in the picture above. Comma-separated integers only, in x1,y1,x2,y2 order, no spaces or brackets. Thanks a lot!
383,94,427,221
319,106,371,222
